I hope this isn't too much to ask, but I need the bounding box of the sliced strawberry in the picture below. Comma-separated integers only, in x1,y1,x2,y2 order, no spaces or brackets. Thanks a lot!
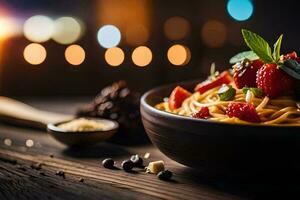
233,59,263,89
256,63,295,98
192,107,210,119
168,86,192,110
226,102,260,123
194,71,232,94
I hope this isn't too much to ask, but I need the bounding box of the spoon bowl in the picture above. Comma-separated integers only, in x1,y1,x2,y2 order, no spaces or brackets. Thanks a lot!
47,118,119,146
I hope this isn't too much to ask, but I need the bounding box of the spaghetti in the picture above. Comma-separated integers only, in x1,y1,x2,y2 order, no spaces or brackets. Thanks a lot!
155,82,300,126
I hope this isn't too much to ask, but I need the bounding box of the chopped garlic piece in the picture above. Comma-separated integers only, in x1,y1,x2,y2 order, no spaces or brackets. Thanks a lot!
245,90,254,104
218,84,229,94
146,160,165,174
144,152,151,159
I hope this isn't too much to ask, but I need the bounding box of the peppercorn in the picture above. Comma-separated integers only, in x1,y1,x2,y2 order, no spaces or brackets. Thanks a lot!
102,158,115,169
121,160,134,172
130,154,143,167
157,170,173,181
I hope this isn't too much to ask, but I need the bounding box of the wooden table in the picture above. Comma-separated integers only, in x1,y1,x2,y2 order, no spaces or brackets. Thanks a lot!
0,98,298,200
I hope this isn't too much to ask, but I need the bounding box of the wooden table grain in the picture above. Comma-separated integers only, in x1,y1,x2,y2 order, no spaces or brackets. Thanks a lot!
0,98,299,200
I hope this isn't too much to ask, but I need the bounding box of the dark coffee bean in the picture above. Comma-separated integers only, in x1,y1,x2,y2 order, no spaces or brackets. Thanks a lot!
130,154,143,167
121,160,134,172
102,158,115,169
76,80,142,137
119,88,130,98
157,170,173,181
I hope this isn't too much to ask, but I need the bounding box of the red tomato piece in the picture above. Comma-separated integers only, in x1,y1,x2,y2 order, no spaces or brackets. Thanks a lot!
168,86,192,110
283,51,297,60
194,71,232,94
192,107,210,119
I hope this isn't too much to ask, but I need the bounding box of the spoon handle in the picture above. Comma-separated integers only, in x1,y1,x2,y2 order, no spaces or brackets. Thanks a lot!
0,96,74,129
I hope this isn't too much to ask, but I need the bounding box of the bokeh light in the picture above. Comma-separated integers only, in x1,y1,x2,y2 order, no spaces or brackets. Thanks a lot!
65,44,85,66
0,17,20,40
52,17,83,44
167,44,191,66
201,20,227,48
97,25,121,48
0,19,9,39
23,15,54,43
105,47,125,67
227,0,254,21
132,46,152,67
125,24,149,46
23,43,47,65
164,17,191,40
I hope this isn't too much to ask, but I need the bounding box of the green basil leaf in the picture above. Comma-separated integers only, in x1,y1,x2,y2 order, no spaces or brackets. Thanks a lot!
229,51,259,64
218,85,236,101
251,88,264,97
273,34,283,62
242,29,275,63
242,87,264,97
279,64,300,80
242,87,250,94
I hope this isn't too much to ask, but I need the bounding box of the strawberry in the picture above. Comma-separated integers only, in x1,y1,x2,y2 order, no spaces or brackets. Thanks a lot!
192,107,210,119
194,71,232,94
256,63,295,98
226,102,260,123
233,59,263,89
168,86,191,110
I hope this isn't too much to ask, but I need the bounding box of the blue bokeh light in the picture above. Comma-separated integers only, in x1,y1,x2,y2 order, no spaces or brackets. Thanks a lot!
227,0,254,21
97,25,121,48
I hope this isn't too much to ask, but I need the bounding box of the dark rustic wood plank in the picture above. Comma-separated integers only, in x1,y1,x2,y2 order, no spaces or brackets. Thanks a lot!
0,147,239,200
0,157,158,200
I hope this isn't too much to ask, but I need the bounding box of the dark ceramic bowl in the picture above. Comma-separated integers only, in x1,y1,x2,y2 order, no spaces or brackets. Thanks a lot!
141,80,300,176
47,118,118,147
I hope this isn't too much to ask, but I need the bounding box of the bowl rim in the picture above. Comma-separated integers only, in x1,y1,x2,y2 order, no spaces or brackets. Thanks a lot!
141,80,300,129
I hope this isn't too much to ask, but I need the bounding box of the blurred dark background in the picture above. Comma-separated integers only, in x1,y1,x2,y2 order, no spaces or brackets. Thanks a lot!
0,0,299,96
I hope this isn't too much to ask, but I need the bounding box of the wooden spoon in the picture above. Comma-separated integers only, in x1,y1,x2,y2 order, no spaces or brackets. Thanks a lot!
0,97,118,146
